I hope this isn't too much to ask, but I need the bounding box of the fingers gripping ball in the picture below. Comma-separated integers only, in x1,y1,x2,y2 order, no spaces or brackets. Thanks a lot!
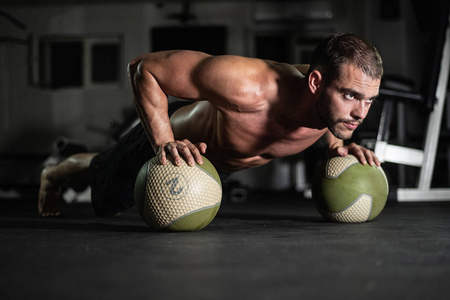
135,156,222,231
312,155,389,223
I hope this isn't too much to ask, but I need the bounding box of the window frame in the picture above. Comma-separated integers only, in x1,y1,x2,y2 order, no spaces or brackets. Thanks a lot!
30,34,123,90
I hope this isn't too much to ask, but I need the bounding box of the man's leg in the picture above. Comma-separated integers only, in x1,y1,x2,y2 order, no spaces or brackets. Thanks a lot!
38,153,97,217
38,101,194,218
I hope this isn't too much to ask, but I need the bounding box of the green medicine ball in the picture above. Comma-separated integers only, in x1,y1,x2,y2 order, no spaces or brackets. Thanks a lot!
135,156,222,231
312,155,389,223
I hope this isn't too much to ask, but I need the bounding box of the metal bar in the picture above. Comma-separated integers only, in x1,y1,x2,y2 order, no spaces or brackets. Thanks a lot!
375,141,423,167
397,188,450,202
418,13,450,190
376,99,394,142
378,87,423,103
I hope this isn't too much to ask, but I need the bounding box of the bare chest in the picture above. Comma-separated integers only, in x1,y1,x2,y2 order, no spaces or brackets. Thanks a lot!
216,110,325,159
171,102,325,172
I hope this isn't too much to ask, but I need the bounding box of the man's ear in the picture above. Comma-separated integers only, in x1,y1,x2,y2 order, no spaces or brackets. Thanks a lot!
308,70,323,95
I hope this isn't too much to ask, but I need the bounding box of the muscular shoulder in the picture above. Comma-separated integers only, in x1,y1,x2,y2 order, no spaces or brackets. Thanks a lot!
195,55,293,111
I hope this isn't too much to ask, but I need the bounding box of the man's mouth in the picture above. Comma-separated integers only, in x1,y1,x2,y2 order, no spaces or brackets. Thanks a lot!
343,122,359,130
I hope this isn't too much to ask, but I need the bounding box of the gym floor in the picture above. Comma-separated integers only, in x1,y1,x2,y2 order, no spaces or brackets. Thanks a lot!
1,191,450,300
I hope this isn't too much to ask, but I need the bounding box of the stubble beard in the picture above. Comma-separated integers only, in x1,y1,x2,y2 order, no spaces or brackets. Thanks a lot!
328,121,353,141
316,94,362,141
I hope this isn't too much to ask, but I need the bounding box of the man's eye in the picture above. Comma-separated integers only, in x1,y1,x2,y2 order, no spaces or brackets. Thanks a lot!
344,93,355,100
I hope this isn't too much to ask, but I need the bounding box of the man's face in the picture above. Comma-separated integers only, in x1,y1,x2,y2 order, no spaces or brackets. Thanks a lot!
316,63,380,140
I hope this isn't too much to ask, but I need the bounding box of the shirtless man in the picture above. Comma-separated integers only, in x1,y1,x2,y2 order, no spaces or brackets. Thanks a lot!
39,33,383,217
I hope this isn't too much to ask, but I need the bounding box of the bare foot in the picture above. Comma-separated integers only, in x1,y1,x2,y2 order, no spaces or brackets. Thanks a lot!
38,167,62,217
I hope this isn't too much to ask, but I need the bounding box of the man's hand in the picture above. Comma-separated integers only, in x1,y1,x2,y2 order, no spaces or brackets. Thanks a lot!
329,142,380,167
158,139,207,167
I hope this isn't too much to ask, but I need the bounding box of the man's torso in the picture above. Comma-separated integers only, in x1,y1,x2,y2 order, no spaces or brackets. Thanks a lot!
170,99,327,172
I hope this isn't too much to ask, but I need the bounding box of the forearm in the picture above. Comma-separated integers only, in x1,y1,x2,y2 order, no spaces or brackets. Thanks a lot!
128,59,174,153
324,130,380,166
324,130,343,153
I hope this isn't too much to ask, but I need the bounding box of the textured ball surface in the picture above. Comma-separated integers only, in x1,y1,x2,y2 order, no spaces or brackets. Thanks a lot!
135,156,222,231
312,155,389,223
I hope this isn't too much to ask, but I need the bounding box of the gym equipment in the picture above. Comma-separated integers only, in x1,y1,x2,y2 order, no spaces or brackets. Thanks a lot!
374,2,450,201
135,156,222,231
312,155,389,223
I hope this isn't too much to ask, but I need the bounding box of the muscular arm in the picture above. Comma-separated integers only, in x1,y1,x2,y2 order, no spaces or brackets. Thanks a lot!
324,130,380,167
128,51,212,166
127,50,270,166
323,130,344,151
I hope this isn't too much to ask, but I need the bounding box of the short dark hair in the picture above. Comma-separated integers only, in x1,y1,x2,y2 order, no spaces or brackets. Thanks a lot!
308,33,383,84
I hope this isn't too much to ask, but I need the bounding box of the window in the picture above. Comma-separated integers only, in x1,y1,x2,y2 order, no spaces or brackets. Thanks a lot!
46,41,83,88
31,35,122,89
91,44,120,83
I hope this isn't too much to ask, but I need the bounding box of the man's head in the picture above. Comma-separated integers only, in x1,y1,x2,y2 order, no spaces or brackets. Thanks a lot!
308,33,383,140
308,33,383,85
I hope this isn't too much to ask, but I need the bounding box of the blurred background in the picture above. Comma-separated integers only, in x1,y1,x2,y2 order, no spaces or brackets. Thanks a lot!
0,0,448,201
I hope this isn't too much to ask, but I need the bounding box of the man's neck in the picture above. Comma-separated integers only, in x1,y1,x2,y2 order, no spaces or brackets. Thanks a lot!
280,77,325,130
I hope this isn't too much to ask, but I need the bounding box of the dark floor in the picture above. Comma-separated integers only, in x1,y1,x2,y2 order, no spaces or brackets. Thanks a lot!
1,190,450,300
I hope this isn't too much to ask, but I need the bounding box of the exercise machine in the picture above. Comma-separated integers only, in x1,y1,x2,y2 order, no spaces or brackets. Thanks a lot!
374,2,450,201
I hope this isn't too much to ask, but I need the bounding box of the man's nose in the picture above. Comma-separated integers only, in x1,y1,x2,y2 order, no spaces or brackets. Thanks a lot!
351,101,367,120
